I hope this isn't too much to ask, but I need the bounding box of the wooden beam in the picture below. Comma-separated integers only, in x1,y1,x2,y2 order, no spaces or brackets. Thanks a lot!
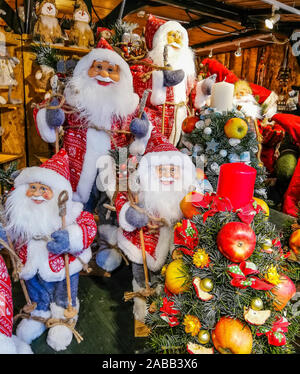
192,30,271,50
101,0,160,27
148,0,245,23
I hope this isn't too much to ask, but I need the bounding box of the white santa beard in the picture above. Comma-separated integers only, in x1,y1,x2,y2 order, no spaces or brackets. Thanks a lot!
141,189,185,224
233,94,262,119
64,73,138,130
5,185,62,243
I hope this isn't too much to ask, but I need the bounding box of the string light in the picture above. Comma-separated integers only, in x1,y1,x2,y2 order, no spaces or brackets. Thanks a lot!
208,49,213,58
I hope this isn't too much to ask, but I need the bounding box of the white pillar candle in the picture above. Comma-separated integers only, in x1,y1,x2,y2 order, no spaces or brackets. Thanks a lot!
210,81,234,112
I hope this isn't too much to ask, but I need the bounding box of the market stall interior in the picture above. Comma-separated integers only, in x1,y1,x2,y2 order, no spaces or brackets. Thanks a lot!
0,0,299,354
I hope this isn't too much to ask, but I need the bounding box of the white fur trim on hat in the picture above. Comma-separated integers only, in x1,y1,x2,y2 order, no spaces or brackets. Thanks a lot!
14,166,72,197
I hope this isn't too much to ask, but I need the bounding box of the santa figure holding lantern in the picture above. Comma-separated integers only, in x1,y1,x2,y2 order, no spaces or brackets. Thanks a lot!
130,14,216,148
0,149,97,351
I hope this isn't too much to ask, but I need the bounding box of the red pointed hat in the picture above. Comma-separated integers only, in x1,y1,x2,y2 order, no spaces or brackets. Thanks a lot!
96,36,114,50
14,148,72,196
145,14,167,51
0,255,13,338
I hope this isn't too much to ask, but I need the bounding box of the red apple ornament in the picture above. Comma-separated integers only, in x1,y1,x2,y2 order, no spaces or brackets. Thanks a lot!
182,116,198,133
217,222,256,262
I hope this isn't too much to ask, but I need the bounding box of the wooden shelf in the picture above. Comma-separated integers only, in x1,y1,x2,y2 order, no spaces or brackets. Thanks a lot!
29,40,90,54
0,153,22,164
34,154,49,164
0,103,22,110
0,86,9,90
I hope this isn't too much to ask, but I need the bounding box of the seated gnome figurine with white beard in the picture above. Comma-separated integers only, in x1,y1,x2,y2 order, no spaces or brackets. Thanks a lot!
114,129,198,323
2,149,97,351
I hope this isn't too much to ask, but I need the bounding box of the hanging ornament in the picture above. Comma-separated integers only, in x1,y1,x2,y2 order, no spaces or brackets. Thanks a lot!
219,149,227,157
198,329,211,345
228,138,241,147
203,127,212,135
206,138,219,152
200,278,214,292
250,297,264,311
196,120,205,129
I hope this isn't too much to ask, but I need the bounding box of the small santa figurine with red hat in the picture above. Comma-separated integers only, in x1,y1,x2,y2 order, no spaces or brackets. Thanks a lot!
0,149,97,351
0,254,33,353
34,38,149,210
130,14,216,147
114,128,198,322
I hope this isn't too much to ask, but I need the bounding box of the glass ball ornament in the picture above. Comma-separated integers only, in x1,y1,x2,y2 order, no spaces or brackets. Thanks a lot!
219,149,227,157
250,297,264,311
200,278,214,292
203,127,212,135
198,329,210,345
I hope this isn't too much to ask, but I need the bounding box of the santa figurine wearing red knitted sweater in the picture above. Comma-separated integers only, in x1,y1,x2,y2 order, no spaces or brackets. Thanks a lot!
1,149,97,351
130,14,216,148
34,39,150,211
115,129,198,322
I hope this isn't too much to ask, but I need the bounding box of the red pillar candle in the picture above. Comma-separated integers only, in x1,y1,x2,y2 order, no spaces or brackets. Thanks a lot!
216,163,257,210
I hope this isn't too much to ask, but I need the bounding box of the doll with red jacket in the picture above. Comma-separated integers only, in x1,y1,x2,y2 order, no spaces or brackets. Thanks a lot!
0,149,97,351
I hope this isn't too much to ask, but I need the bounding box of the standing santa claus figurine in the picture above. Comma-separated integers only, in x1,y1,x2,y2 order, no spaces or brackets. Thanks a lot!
34,38,150,210
130,14,215,147
1,149,97,351
115,128,198,322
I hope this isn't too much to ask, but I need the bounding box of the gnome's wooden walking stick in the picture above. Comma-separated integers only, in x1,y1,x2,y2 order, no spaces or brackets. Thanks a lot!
58,190,77,319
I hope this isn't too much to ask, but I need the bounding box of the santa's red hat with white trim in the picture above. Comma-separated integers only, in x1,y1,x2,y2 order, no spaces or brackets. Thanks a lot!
14,148,73,197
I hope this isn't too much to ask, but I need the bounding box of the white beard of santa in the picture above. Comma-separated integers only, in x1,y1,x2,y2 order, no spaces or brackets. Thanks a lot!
64,50,139,129
233,93,262,120
137,151,196,225
62,48,139,203
5,183,80,244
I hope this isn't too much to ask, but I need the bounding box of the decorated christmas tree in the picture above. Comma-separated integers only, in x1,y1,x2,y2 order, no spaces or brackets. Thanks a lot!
180,108,268,200
145,163,299,354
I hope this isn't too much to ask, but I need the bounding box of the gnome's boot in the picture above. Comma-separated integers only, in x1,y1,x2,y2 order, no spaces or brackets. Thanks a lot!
46,299,79,351
16,309,51,344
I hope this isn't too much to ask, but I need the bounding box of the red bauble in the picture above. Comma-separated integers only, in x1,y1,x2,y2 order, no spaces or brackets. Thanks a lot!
217,222,256,262
182,116,198,133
